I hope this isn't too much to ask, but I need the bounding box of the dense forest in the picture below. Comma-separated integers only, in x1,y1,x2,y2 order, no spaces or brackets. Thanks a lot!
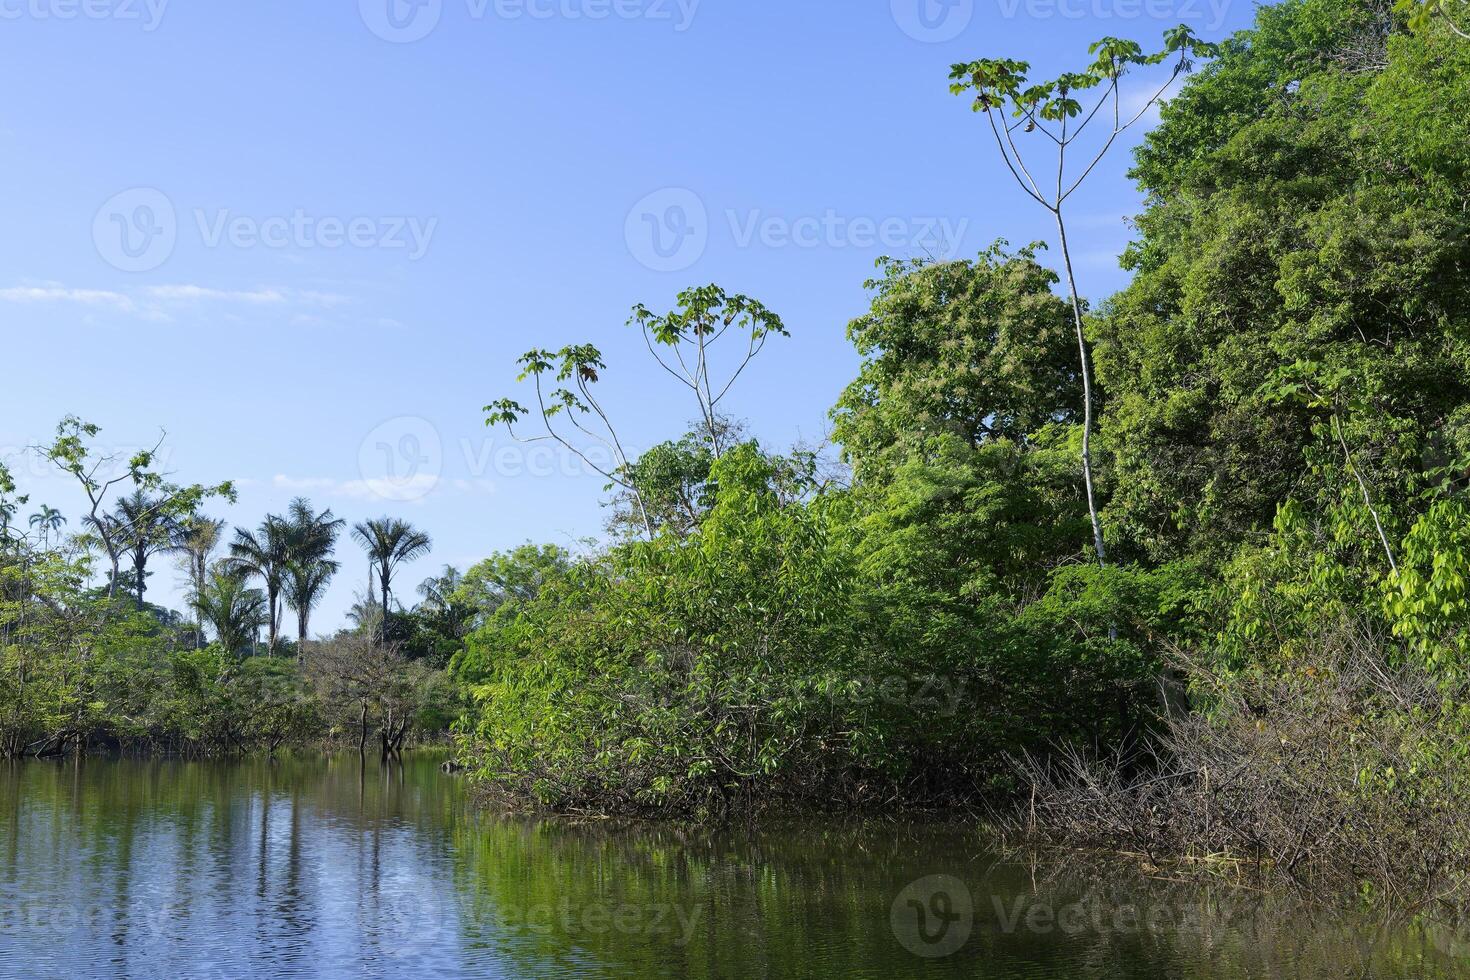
3,0,1469,905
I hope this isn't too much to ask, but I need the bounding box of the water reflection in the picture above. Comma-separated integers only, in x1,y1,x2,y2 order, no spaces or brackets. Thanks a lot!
0,756,1464,979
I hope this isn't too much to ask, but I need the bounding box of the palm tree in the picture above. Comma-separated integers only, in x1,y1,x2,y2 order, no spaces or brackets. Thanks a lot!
228,517,292,656
28,505,66,548
416,564,474,651
282,497,345,655
174,515,225,600
172,514,226,649
346,585,383,636
351,517,432,634
192,564,267,657
106,490,179,609
416,565,463,612
0,496,16,539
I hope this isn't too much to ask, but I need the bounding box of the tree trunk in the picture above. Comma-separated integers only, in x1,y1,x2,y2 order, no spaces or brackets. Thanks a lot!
194,556,207,650
380,568,391,641
1054,208,1107,568
266,588,279,657
389,719,410,759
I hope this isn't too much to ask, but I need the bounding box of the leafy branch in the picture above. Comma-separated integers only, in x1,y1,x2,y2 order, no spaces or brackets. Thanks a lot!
486,345,655,539
1399,0,1470,40
629,284,788,459
1261,363,1398,574
948,27,1218,570
486,287,790,542
33,416,236,601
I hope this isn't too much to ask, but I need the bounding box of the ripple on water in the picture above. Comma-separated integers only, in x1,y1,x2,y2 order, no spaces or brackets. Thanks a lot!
0,756,1465,979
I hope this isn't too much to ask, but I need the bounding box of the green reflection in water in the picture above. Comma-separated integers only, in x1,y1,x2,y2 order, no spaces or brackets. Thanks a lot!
0,755,1465,979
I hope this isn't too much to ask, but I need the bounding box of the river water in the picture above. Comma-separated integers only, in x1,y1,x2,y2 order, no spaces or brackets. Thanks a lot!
1,754,1465,978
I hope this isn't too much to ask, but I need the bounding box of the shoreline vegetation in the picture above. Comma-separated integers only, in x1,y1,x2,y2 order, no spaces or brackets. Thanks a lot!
4,0,1470,930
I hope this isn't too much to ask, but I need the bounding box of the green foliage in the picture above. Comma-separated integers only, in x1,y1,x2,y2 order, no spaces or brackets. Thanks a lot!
191,566,267,656
11,0,1470,855
1387,500,1470,678
949,29,1215,121
832,245,1077,484
0,421,455,759
1097,0,1470,565
614,431,718,539
1395,0,1470,38
456,435,1182,811
450,0,1470,821
458,445,881,810
851,431,1085,603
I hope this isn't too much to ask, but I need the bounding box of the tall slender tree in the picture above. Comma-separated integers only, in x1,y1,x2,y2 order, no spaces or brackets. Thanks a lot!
351,517,432,635
107,489,181,609
485,286,789,542
282,497,345,656
172,514,226,648
229,517,292,656
948,27,1216,566
27,506,65,548
173,515,225,602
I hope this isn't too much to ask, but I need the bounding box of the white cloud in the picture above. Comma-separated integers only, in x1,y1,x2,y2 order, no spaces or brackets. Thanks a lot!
0,281,363,325
271,473,436,504
300,290,352,308
0,285,135,311
272,475,340,492
268,473,495,503
143,285,287,304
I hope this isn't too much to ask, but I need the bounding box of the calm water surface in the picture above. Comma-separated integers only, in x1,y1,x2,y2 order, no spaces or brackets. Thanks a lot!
1,755,1464,978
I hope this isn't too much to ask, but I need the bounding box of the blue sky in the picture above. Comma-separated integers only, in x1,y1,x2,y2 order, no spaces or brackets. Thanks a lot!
0,0,1254,632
